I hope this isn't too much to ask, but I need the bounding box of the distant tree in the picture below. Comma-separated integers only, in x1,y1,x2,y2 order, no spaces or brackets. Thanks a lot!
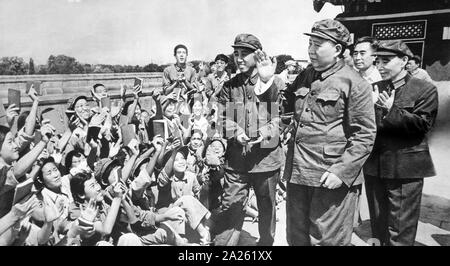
112,65,125,73
82,64,93,74
36,64,48,74
93,65,113,73
47,54,84,74
143,63,160,72
275,54,295,74
28,58,35,74
0,56,28,75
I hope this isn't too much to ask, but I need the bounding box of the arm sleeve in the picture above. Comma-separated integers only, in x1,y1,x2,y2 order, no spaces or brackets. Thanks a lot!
327,81,377,187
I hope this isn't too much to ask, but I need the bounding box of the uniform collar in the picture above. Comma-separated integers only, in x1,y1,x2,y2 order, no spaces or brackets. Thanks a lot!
242,69,259,86
392,71,410,90
320,59,345,80
42,186,70,203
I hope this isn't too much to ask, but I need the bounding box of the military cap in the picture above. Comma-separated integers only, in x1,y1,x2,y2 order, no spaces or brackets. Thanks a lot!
214,54,229,64
67,95,88,111
94,158,121,186
376,40,414,58
232,33,262,51
304,19,352,47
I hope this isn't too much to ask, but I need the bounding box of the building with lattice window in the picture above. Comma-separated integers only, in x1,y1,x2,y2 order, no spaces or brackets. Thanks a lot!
314,0,450,80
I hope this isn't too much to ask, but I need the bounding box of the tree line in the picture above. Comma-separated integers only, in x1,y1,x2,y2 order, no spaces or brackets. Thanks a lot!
0,54,300,75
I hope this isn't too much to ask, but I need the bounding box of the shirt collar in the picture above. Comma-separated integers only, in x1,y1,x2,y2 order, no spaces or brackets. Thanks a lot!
392,71,409,90
174,63,186,72
214,71,227,80
360,65,375,78
42,186,70,203
173,174,188,183
320,59,345,80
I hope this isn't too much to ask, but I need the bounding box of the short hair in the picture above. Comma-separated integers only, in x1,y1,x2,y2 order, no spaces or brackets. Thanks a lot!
37,157,57,184
174,44,188,56
70,171,92,204
411,55,421,65
191,128,204,138
64,149,84,170
354,36,379,52
93,83,105,91
0,125,10,149
214,54,229,64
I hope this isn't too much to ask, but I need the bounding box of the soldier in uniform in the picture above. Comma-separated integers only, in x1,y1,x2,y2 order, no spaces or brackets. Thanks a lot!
364,40,438,246
213,33,285,246
283,19,377,246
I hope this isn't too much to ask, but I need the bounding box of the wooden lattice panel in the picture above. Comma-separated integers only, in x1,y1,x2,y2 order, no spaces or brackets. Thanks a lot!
373,20,426,40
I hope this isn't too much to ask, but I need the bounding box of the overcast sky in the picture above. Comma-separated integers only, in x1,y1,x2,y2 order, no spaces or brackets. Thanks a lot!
0,0,342,65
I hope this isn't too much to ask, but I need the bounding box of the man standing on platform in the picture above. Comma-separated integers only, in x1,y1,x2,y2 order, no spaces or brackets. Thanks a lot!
282,19,376,246
213,33,285,246
364,40,438,246
162,44,197,97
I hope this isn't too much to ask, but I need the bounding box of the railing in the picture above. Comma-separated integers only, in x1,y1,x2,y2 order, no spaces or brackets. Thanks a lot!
0,72,163,108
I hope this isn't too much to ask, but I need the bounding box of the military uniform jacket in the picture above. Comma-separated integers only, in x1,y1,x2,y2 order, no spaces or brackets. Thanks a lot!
283,60,377,187
217,71,284,173
363,74,438,179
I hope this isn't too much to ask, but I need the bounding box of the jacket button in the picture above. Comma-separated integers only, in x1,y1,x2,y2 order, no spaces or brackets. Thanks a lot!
305,108,310,112
299,123,305,128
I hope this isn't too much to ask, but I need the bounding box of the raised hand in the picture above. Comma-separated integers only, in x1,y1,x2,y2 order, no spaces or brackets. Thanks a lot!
377,89,396,111
28,84,39,102
40,123,56,143
112,182,127,199
128,138,140,156
255,49,277,83
51,150,63,165
89,112,106,127
11,194,40,220
80,199,98,223
236,133,251,146
133,84,142,98
152,135,165,152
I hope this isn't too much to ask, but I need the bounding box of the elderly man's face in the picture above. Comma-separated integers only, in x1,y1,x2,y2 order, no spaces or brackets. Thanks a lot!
233,47,256,73
375,55,408,81
308,36,342,71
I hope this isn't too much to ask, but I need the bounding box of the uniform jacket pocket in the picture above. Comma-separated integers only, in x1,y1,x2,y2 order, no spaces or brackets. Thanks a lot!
323,142,347,158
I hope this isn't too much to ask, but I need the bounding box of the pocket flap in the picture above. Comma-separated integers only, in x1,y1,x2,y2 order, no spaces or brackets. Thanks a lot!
317,89,340,102
323,142,346,157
